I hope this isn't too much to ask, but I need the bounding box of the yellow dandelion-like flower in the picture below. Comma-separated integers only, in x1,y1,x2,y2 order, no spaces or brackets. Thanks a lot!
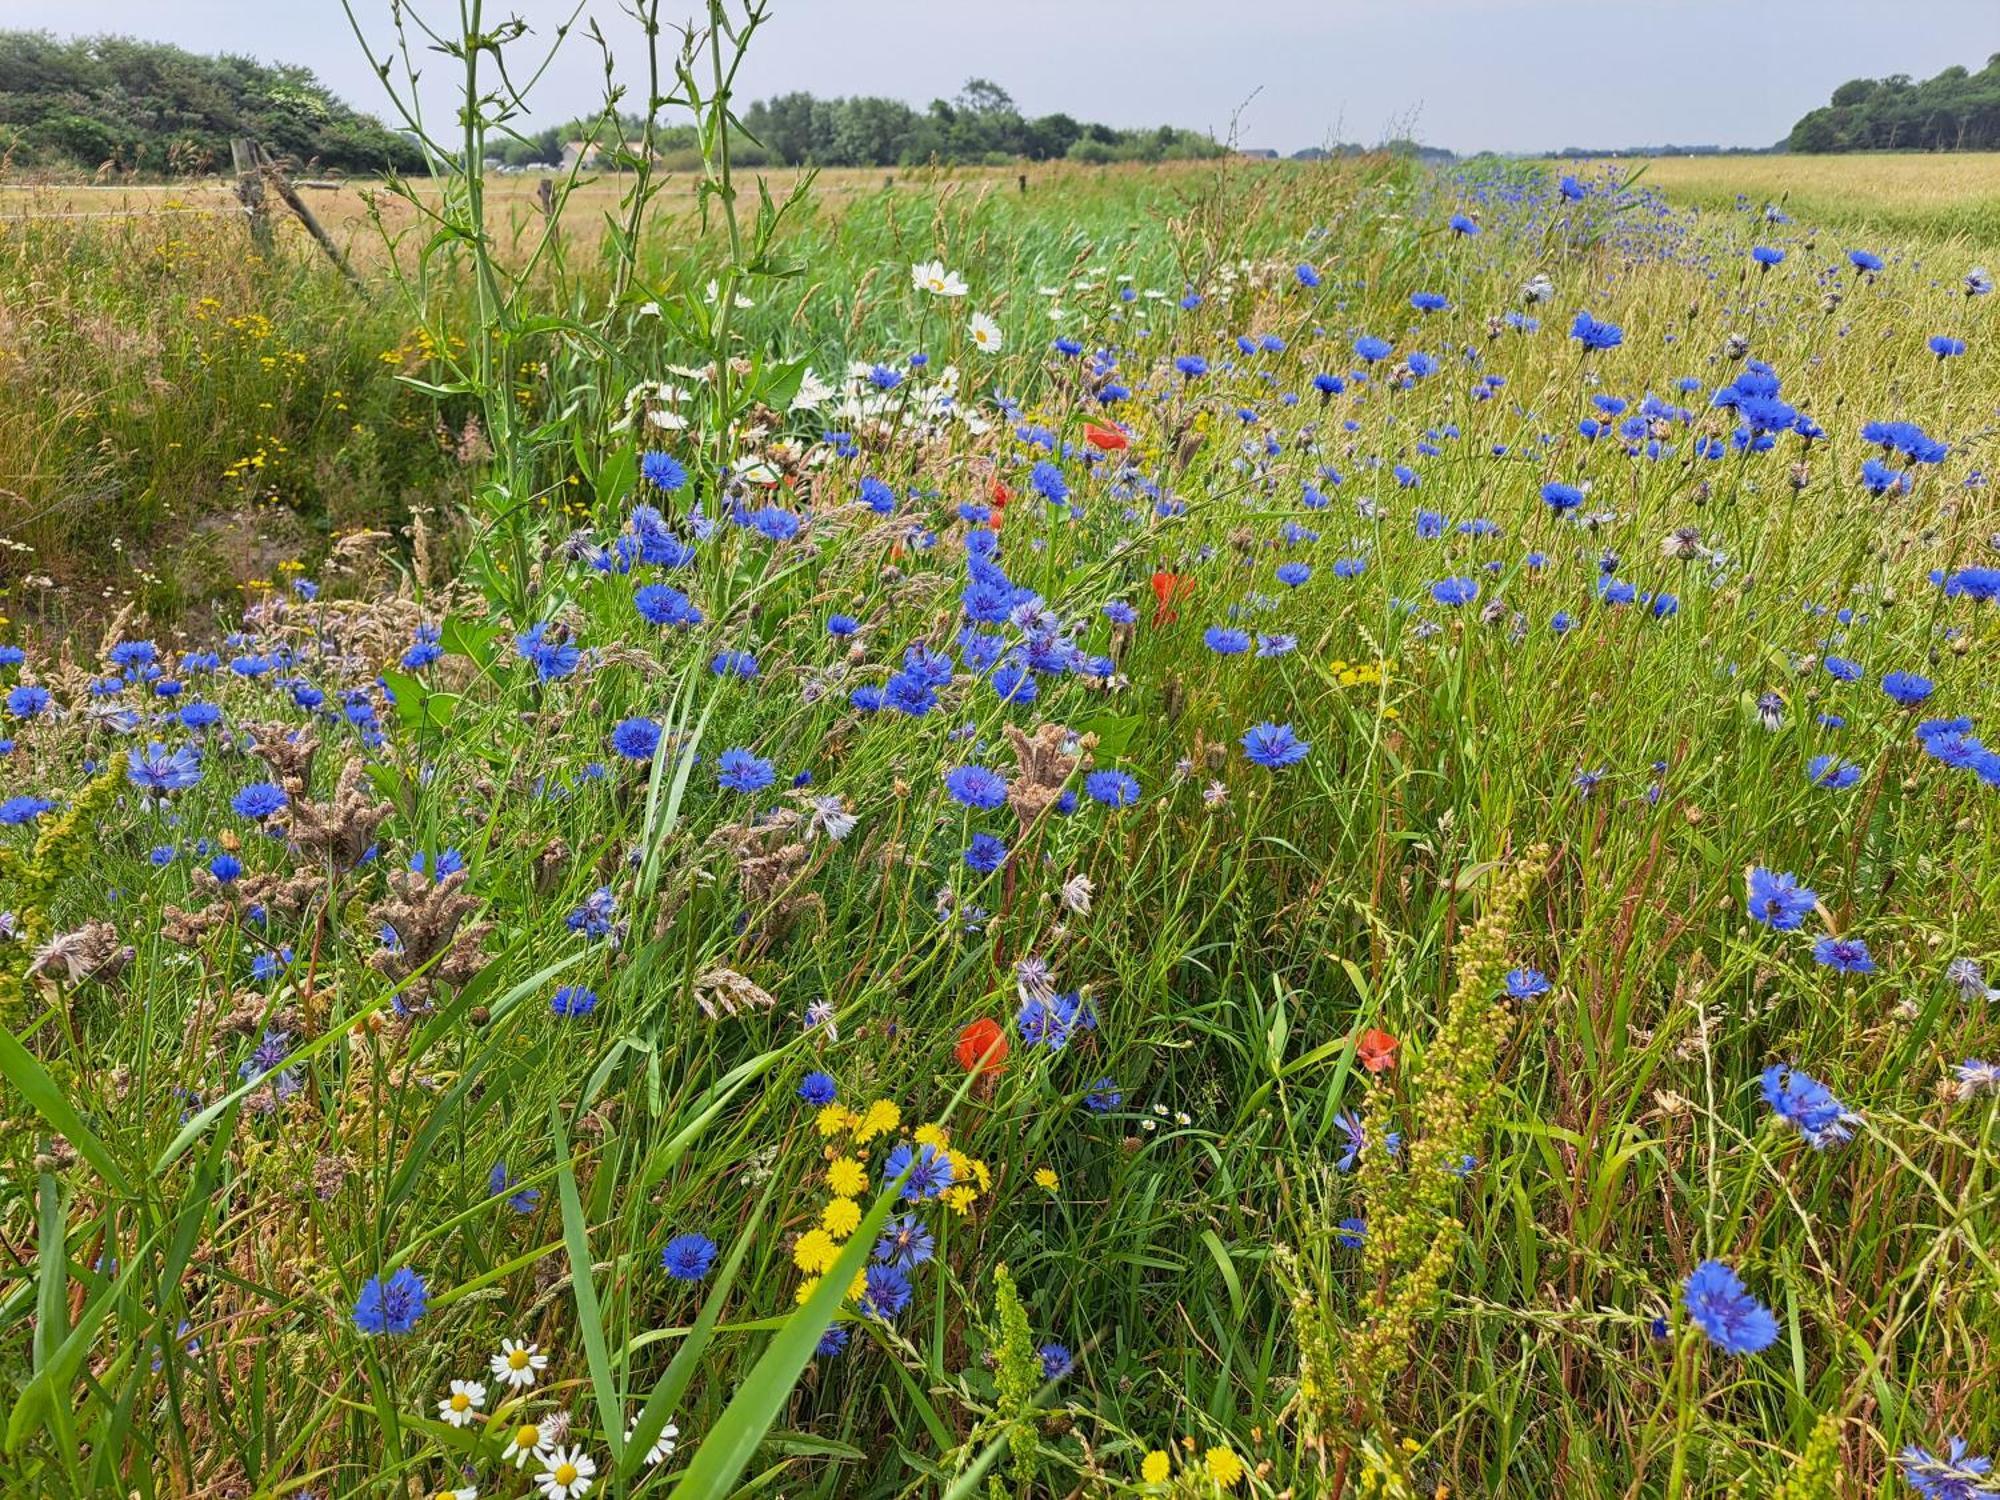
847,1269,868,1301
1141,1450,1171,1485
967,1157,993,1192
815,1104,855,1138
792,1228,838,1274
793,1275,820,1306
853,1099,901,1143
821,1197,862,1239
913,1123,950,1151
1205,1446,1244,1488
1034,1167,1059,1191
826,1157,867,1197
941,1185,977,1215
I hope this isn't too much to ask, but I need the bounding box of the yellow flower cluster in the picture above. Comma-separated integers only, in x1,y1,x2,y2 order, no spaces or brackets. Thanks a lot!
1330,656,1394,688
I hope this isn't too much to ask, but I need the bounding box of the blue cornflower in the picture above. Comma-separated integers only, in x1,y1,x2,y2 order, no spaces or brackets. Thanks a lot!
1681,1260,1777,1355
610,717,662,761
945,764,1008,810
1038,1342,1074,1379
1848,249,1883,273
1541,481,1584,513
964,832,1008,873
641,450,689,492
1761,1063,1858,1148
1812,934,1876,975
883,1141,954,1201
0,795,57,825
1029,461,1069,504
1275,562,1311,587
1807,755,1862,790
1085,1077,1122,1113
815,1325,849,1358
1354,335,1392,362
1242,722,1310,769
1929,335,1967,359
798,1071,837,1105
717,748,776,793
1204,627,1251,655
828,613,860,636
635,583,702,629
860,1262,912,1319
1448,212,1480,235
1430,577,1479,608
1084,770,1140,807
1505,967,1551,999
209,853,242,883
127,742,202,795
1880,671,1934,706
1174,355,1208,378
661,1233,718,1281
1410,290,1449,312
873,1214,935,1270
1569,310,1623,351
1746,867,1817,931
232,782,288,821
1295,263,1321,287
1336,1218,1367,1249
1898,1438,1996,1500
1823,656,1862,682
1750,245,1785,267
5,684,51,718
551,985,599,1018
352,1266,428,1335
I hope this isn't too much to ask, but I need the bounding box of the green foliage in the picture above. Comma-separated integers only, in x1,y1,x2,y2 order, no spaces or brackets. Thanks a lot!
1789,53,2000,152
0,30,423,175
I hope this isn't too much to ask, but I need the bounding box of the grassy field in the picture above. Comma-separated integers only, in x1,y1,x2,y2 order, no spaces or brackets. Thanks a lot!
1595,151,2000,242
2,142,1999,1500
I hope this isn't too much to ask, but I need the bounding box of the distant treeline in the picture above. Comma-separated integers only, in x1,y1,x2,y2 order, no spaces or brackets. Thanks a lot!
1789,55,2000,153
0,32,422,176
494,79,1226,170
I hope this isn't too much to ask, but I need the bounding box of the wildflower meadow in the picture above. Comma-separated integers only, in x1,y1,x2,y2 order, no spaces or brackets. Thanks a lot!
3,8,2000,1499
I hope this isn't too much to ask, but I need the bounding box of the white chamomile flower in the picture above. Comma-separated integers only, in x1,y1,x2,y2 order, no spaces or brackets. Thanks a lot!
625,1417,679,1465
491,1338,547,1390
437,1378,486,1428
790,367,834,412
422,1488,476,1500
968,312,1004,354
911,259,968,297
503,1418,552,1467
703,279,754,309
537,1444,597,1500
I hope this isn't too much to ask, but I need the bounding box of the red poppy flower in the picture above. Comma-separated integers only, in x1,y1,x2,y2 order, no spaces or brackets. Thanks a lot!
955,1018,1009,1074
1356,1027,1400,1074
1083,421,1130,452
1150,570,1192,625
990,478,1012,506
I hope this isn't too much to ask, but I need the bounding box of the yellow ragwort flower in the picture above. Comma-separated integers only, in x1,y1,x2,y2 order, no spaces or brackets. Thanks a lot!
1205,1446,1244,1488
826,1156,867,1197
821,1197,862,1239
792,1228,838,1274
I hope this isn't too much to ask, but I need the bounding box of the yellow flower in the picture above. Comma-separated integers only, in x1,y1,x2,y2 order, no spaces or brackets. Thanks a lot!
941,1185,977,1215
1205,1446,1244,1488
793,1275,820,1306
967,1156,992,1192
792,1229,838,1274
854,1099,901,1143
826,1157,867,1197
847,1269,868,1301
821,1197,861,1238
1142,1450,1171,1485
913,1122,950,1151
815,1104,856,1138
1034,1167,1059,1191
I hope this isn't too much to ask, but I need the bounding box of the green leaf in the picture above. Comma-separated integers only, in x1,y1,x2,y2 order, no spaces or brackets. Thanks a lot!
666,1173,906,1499
553,1109,625,1467
0,1025,134,1197
441,617,502,669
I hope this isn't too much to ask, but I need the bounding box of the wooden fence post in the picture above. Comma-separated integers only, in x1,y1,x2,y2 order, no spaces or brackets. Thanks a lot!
252,143,364,290
231,137,274,257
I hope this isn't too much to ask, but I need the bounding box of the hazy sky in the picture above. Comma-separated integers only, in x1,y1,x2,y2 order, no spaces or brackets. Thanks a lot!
12,0,1993,155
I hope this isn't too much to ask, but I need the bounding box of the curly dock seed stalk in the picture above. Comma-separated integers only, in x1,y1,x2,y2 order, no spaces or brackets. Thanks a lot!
1342,843,1551,1433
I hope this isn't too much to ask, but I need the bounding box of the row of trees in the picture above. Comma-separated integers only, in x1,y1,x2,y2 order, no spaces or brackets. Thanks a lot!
1789,54,2000,153
491,79,1227,171
0,32,422,175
